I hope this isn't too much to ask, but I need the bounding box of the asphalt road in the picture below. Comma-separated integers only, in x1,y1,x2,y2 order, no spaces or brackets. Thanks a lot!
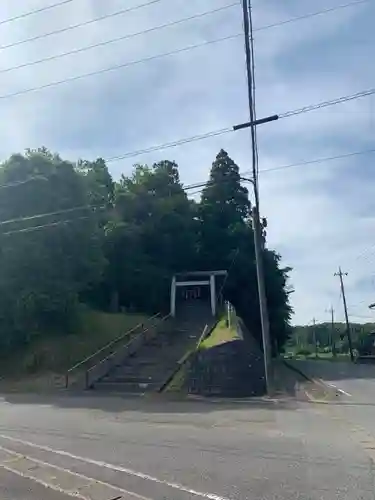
0,390,374,500
289,359,375,454
0,468,76,499
287,359,375,401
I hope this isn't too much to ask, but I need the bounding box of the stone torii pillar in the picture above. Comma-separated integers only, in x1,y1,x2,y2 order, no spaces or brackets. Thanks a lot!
170,275,176,317
210,274,216,317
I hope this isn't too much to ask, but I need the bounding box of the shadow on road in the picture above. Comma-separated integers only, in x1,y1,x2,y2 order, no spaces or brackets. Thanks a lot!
0,390,303,415
0,360,308,414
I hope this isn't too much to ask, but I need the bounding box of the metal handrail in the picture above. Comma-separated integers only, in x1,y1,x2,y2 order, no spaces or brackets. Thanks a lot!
84,313,171,389
65,312,161,388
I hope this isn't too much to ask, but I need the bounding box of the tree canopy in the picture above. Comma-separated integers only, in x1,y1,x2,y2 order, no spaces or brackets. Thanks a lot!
0,147,293,355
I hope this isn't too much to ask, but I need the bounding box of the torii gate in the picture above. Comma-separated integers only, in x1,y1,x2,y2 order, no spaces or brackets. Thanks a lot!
170,270,227,317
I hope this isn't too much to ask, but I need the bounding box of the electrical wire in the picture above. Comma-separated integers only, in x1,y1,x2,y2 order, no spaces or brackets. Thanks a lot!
0,0,74,27
217,248,240,302
0,34,241,101
0,0,369,93
103,88,375,162
255,0,370,34
248,0,260,182
0,3,238,75
0,176,46,191
106,127,233,162
0,115,366,196
244,147,375,176
2,138,372,234
2,0,368,53
348,313,374,320
353,245,375,264
1,216,90,236
279,87,375,118
5,146,373,194
0,0,164,51
0,204,104,227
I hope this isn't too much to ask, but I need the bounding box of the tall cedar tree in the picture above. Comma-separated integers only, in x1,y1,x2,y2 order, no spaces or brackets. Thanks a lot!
198,149,292,353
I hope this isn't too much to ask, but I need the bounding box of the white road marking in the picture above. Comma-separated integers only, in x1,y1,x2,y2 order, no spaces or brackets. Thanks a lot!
0,444,149,500
0,433,230,500
0,462,88,499
326,382,352,397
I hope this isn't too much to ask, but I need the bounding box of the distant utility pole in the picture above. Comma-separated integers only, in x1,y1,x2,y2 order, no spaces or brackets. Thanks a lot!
329,306,337,357
312,318,318,358
334,268,354,361
241,0,272,395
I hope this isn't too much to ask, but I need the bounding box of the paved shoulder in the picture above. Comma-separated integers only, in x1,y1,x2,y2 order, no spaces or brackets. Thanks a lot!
0,393,374,499
0,468,74,500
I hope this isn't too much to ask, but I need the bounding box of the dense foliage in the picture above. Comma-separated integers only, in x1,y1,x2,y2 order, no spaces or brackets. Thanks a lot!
0,148,292,354
290,322,375,355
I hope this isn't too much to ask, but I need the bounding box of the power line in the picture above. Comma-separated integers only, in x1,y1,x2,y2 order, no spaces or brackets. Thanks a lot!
106,127,233,162
176,148,375,191
353,245,375,264
348,313,374,320
0,3,238,75
104,88,375,162
2,216,90,236
0,0,164,51
255,0,371,33
279,87,375,118
0,0,368,91
2,145,372,195
245,147,375,176
0,176,46,191
0,204,104,228
2,0,368,53
0,34,241,101
0,0,73,27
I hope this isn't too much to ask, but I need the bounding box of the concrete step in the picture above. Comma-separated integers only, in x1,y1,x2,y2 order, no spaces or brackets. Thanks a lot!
101,374,156,383
90,312,213,394
124,356,181,366
107,371,173,382
93,381,160,393
110,363,176,374
105,367,172,378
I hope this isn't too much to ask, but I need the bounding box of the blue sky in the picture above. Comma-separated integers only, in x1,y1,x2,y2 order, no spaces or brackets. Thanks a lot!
0,0,374,325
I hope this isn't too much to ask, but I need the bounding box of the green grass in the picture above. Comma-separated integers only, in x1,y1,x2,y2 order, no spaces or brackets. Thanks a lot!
166,317,240,393
286,352,351,362
0,307,148,378
166,364,188,392
199,317,239,350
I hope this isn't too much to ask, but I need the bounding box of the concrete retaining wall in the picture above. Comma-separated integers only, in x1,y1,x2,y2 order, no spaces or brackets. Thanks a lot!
186,319,266,397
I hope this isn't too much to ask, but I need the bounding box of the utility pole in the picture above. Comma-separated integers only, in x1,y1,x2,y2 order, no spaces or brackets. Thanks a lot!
241,0,272,394
334,268,354,361
312,318,318,358
329,306,336,357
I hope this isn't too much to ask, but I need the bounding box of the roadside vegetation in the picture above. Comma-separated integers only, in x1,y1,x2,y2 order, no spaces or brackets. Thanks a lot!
199,317,239,350
0,307,146,377
0,148,293,379
286,321,375,360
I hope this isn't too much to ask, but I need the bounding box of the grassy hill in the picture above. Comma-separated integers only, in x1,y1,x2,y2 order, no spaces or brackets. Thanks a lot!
0,306,148,390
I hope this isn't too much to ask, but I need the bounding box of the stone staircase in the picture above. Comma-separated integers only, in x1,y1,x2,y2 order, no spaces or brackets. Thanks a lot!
92,301,212,394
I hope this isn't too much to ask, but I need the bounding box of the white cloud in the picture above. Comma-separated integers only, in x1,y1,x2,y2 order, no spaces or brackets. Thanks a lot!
1,0,375,325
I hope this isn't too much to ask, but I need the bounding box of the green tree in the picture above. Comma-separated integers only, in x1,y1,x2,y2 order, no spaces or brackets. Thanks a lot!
198,149,292,353
0,148,106,349
103,161,197,313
